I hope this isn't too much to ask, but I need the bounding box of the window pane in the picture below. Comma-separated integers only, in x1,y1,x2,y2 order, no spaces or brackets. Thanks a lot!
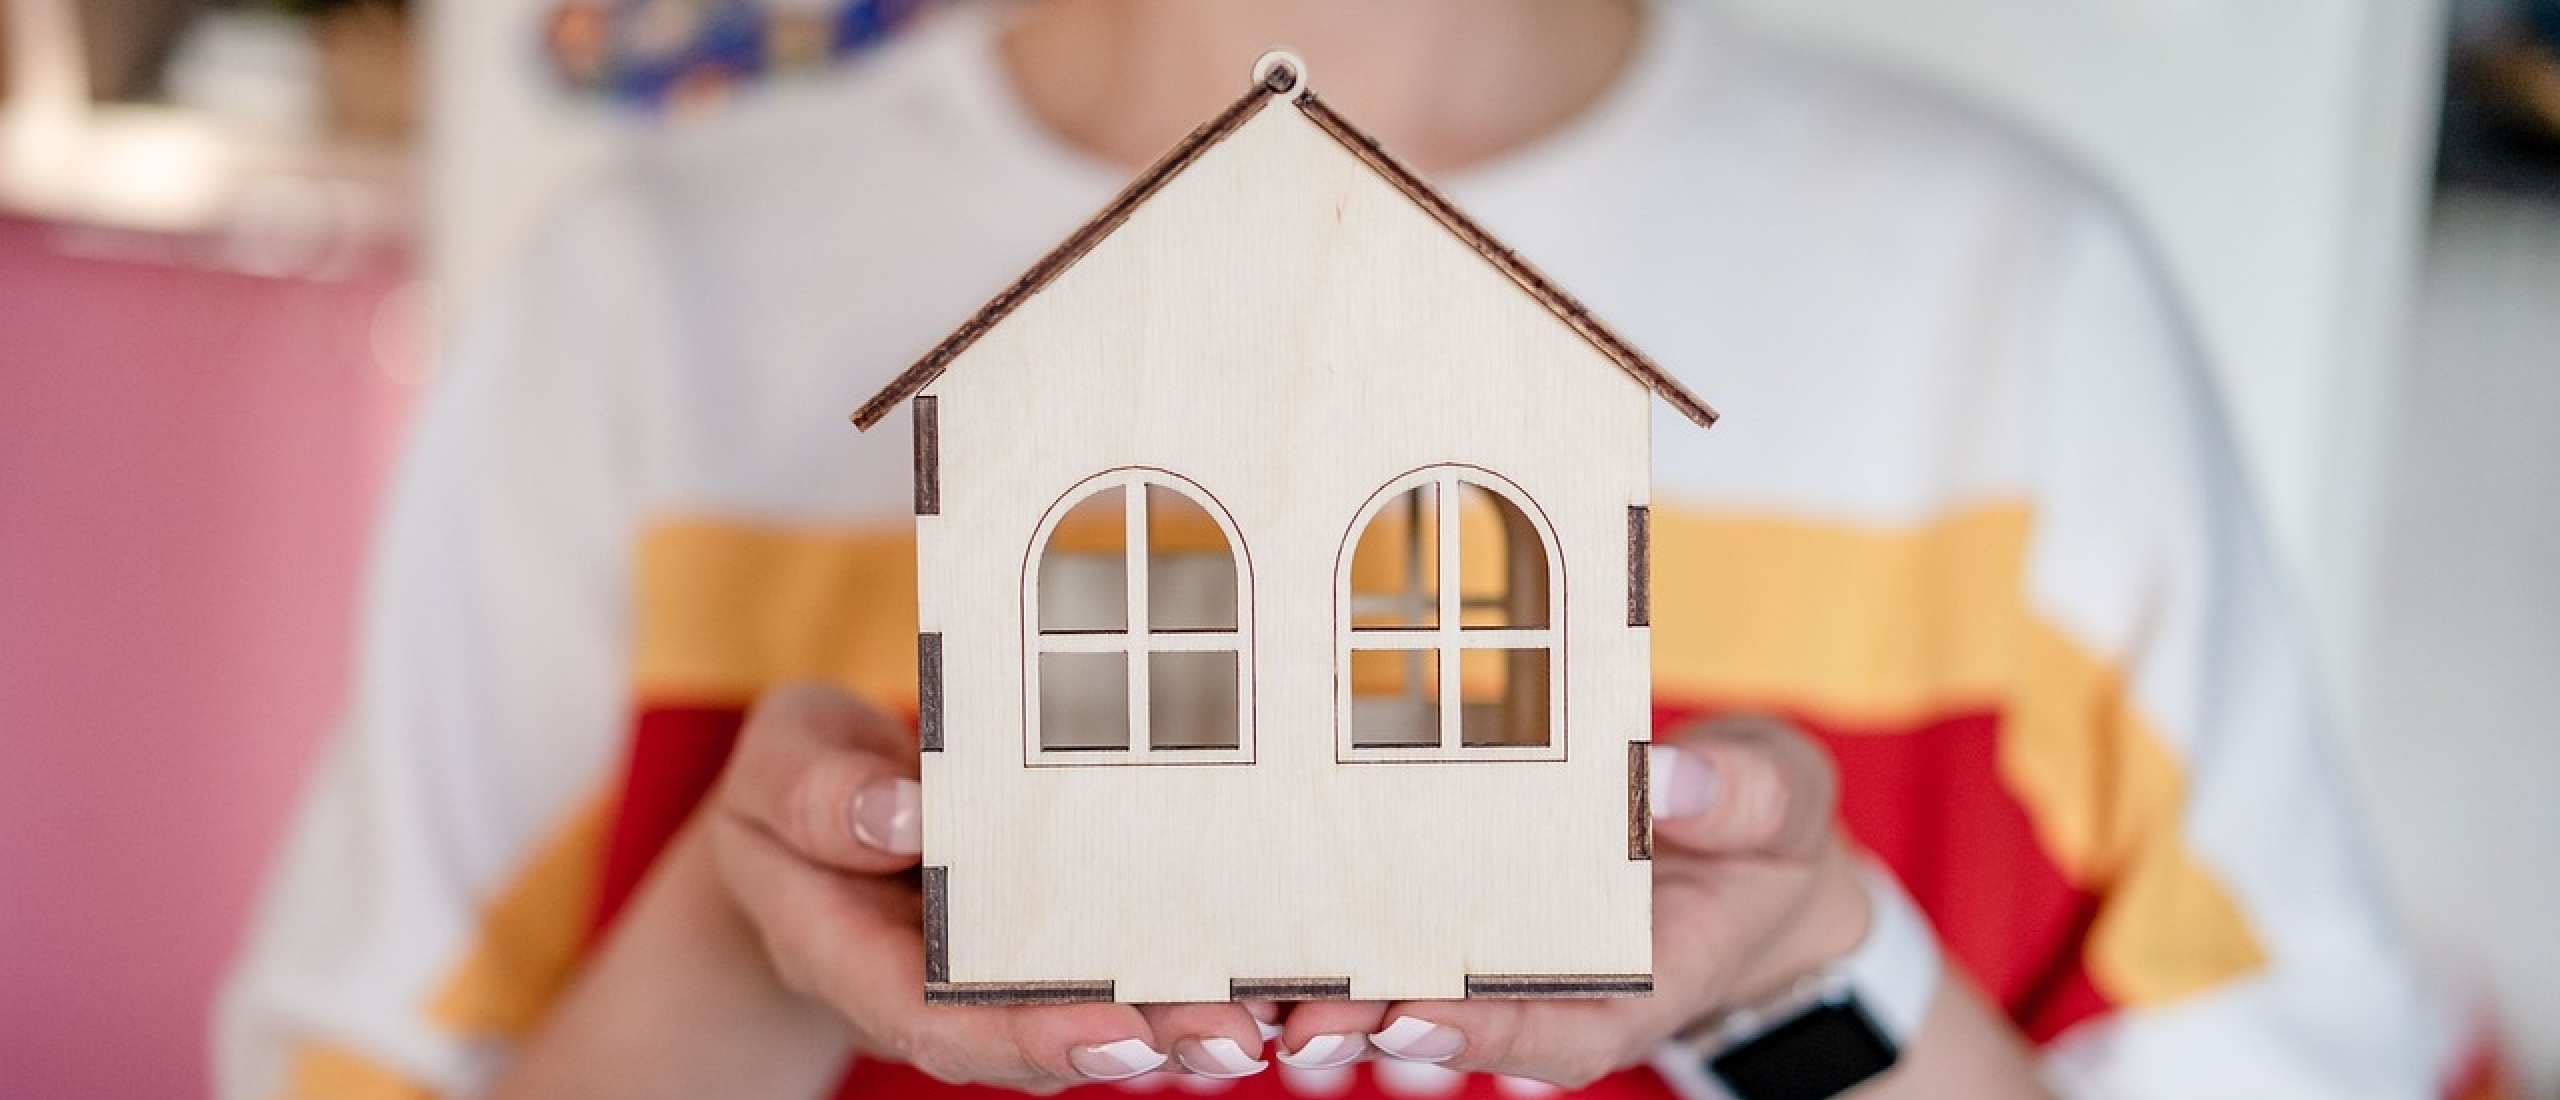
1347,483,1439,629
1040,651,1129,750
1039,486,1127,632
1148,486,1238,632
1149,651,1240,749
1457,483,1548,629
1349,648,1439,747
1458,647,1550,747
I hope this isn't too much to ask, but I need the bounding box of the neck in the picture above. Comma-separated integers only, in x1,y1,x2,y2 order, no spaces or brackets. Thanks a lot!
1001,0,1643,175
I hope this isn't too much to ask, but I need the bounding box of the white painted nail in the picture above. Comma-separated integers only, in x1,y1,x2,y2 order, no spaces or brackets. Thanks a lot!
850,777,922,854
1370,1016,1465,1063
1649,744,1718,820
1174,1036,1269,1078
1278,1032,1367,1070
1072,1038,1167,1081
1241,999,1284,1043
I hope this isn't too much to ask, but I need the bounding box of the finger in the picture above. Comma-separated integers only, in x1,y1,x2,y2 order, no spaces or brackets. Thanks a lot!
1008,1003,1172,1084
1275,1000,1386,1070
1650,714,1837,858
893,1001,1164,1088
1239,999,1284,1043
1368,1003,1506,1069
723,683,922,873
710,814,921,1005
767,859,1159,1086
717,822,1168,1089
1375,1002,1642,1089
1140,1002,1270,1078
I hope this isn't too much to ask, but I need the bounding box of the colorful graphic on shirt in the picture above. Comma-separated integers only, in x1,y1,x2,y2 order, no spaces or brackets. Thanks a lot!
545,0,935,111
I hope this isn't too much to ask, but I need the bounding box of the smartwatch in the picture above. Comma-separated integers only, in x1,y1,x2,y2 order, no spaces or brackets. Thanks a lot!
1651,860,1941,1100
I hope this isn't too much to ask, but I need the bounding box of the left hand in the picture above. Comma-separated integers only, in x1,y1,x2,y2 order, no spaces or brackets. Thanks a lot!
1271,713,1873,1087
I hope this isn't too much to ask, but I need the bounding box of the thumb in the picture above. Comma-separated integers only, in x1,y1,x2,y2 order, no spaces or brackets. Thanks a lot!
1648,715,1837,857
725,682,926,874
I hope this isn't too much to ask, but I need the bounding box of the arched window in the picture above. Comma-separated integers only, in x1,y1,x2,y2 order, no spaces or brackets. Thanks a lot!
1338,466,1562,761
1025,469,1252,764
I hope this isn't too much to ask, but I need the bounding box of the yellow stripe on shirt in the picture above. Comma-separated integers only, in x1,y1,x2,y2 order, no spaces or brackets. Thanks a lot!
274,1043,439,1100
1651,501,2263,1004
427,791,610,1038
630,519,919,709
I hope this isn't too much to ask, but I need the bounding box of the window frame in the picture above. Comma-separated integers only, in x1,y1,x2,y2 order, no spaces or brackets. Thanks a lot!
1022,467,1255,766
1334,464,1566,763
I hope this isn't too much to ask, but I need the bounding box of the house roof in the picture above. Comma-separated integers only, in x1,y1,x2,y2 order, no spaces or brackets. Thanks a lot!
851,57,1718,432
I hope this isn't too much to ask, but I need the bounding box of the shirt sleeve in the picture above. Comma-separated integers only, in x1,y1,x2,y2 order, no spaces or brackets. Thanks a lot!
213,182,680,1100
2014,192,2461,1100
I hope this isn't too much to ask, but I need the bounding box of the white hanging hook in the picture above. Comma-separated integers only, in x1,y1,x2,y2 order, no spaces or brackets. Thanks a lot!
1253,50,1306,97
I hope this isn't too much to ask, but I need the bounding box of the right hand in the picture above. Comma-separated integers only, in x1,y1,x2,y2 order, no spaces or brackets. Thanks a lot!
704,682,1273,1091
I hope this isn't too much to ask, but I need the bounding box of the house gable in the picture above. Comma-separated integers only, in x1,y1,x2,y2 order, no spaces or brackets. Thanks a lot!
852,61,1715,432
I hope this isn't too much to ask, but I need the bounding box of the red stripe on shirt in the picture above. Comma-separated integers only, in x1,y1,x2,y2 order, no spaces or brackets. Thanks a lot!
1656,701,2110,1041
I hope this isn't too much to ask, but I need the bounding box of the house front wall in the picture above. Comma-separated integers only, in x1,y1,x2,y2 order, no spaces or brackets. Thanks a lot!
915,102,1655,1003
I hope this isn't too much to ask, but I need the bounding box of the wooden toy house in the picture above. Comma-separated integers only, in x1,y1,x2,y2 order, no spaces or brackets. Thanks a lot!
853,54,1716,1006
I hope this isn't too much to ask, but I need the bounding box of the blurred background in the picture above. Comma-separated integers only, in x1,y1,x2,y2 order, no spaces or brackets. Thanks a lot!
1,0,2554,1095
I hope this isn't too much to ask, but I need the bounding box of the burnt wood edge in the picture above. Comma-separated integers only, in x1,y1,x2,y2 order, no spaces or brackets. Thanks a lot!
1291,94,1718,430
925,981,1119,1006
912,396,940,515
851,84,1280,430
1229,977,1353,1001
1464,974,1655,999
918,632,944,752
853,75,1719,435
922,866,949,983
1627,504,1651,628
1629,740,1654,861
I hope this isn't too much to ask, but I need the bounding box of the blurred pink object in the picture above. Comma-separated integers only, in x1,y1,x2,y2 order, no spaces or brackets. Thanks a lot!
0,216,414,1099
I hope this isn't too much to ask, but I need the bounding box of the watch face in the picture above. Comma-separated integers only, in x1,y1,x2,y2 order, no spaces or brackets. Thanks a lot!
1706,998,1899,1100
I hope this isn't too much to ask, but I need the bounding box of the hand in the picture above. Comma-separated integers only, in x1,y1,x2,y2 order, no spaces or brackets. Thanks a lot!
1273,714,1872,1087
701,683,1273,1091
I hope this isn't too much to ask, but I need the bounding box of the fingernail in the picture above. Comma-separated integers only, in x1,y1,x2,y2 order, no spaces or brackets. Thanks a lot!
1278,1033,1367,1070
1369,1017,1464,1063
1174,1036,1269,1078
850,778,922,854
1071,1038,1167,1081
1244,1000,1283,1042
1650,744,1718,820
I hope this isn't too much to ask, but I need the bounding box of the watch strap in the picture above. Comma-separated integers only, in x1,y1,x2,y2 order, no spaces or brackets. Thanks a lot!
1840,858,1939,1045
1651,858,1942,1100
